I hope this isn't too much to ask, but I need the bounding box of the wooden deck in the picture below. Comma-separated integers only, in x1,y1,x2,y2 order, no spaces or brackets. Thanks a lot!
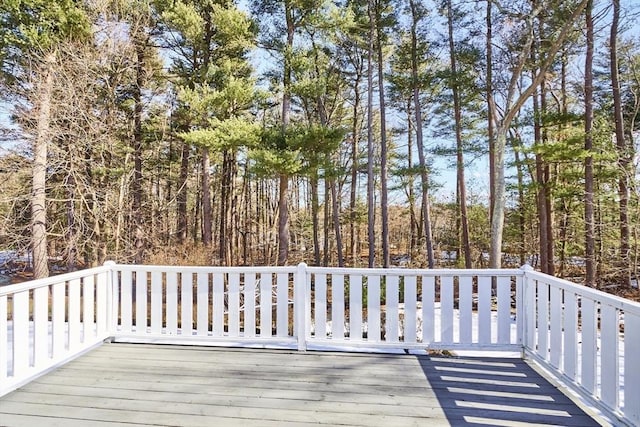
0,344,603,426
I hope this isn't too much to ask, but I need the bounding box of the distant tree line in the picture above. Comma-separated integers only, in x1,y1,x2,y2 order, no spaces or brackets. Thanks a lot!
0,0,639,288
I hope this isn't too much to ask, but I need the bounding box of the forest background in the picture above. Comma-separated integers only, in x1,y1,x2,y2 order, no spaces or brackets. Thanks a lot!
0,0,639,297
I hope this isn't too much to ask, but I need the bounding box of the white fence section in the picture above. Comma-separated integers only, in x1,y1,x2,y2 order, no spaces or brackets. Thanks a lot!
1,262,639,426
0,266,111,396
110,264,299,348
303,267,522,352
522,267,640,426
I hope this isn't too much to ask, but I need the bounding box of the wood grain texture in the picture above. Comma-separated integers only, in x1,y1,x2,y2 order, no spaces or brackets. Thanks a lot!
0,344,601,426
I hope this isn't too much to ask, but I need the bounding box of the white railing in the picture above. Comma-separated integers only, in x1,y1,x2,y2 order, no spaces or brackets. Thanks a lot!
109,264,522,352
110,264,300,348
0,266,112,396
1,262,639,426
522,266,640,426
303,266,522,351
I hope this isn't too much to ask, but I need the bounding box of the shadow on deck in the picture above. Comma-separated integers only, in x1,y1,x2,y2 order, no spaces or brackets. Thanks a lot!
0,343,603,426
421,355,601,426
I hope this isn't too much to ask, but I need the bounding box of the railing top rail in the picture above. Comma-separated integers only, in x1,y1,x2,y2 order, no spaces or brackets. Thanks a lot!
0,265,110,296
305,266,523,277
526,269,640,316
111,264,298,274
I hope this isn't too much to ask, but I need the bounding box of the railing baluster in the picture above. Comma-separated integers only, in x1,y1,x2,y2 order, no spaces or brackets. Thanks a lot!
198,272,210,337
386,275,399,343
331,274,344,340
600,304,618,408
563,291,578,379
294,264,307,350
181,273,193,336
524,276,536,351
83,275,95,342
166,272,178,335
229,273,241,337
33,286,48,365
244,273,256,337
367,275,380,342
477,276,491,345
625,312,640,425
315,274,326,339
497,276,512,344
537,281,549,361
549,286,562,368
581,298,597,393
68,279,81,350
52,282,65,358
120,270,132,333
404,276,417,343
151,271,162,335
276,273,288,338
515,273,524,346
12,291,30,377
459,276,472,344
349,274,363,342
441,276,454,344
96,270,108,337
259,273,272,337
135,271,147,335
422,275,435,344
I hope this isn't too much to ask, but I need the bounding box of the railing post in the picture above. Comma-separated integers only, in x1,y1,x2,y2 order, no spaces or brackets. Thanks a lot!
103,261,117,339
294,263,308,351
626,311,640,425
519,264,533,358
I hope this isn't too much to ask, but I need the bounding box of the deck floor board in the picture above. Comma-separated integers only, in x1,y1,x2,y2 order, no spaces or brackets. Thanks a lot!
0,343,603,426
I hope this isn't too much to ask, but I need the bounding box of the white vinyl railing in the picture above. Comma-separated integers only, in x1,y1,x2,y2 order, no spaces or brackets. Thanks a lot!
1,262,639,426
110,264,300,348
303,266,522,351
522,266,640,426
0,266,112,396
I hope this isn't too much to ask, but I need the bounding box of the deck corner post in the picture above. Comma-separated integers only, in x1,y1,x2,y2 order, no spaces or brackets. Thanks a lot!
519,264,534,357
103,260,117,336
295,262,308,351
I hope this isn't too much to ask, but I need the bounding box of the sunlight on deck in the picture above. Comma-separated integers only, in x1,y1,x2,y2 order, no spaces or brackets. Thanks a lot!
0,343,602,427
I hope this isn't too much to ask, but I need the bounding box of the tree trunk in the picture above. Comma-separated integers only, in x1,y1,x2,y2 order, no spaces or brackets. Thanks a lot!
489,127,508,269
31,53,55,279
330,177,344,267
218,150,234,265
349,72,361,265
132,38,146,264
540,74,554,275
585,0,596,286
277,174,289,265
375,0,390,268
201,148,212,247
65,168,77,272
533,86,549,273
176,140,189,244
611,0,630,285
409,0,434,268
276,0,294,266
489,0,589,268
367,0,376,268
310,175,321,265
486,0,495,226
446,0,472,268
324,178,332,265
406,100,418,257
511,136,526,266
